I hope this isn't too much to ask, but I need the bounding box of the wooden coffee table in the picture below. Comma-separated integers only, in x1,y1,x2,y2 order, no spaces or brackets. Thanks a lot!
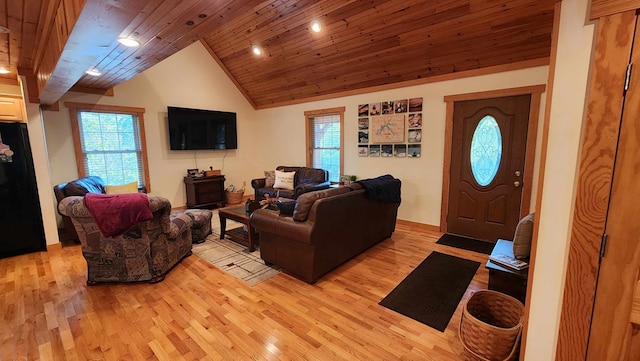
218,205,258,252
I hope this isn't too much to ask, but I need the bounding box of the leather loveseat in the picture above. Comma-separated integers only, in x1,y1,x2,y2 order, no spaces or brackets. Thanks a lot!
250,175,401,283
251,166,330,201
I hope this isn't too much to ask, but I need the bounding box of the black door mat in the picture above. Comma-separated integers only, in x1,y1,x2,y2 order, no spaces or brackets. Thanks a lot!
436,233,495,255
380,251,480,332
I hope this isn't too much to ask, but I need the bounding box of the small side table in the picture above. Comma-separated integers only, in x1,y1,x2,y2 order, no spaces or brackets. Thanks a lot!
218,205,258,252
486,239,529,304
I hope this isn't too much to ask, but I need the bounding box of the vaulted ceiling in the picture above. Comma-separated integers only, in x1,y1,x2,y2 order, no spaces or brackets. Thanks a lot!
1,0,557,109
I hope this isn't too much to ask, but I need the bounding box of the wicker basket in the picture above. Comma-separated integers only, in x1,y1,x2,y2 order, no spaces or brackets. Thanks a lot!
225,182,245,205
225,190,244,205
459,290,524,361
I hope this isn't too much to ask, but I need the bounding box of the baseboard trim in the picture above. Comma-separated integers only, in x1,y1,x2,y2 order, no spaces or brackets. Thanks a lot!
396,219,440,233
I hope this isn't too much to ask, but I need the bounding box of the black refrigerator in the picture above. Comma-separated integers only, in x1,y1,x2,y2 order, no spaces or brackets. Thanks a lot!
0,121,46,257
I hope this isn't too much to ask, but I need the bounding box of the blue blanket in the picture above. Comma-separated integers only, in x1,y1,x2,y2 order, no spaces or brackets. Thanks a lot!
356,174,401,203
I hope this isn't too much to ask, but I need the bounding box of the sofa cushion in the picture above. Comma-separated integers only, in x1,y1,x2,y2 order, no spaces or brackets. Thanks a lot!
293,186,351,221
64,176,106,196
276,199,296,216
106,181,138,194
264,170,276,187
513,213,535,259
274,170,295,190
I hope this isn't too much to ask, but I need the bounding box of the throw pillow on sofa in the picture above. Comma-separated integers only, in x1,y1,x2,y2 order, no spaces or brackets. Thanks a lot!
274,170,295,190
264,170,276,187
513,212,535,259
105,181,138,194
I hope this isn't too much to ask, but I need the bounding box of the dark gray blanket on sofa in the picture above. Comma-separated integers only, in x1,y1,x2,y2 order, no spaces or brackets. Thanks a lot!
356,174,401,203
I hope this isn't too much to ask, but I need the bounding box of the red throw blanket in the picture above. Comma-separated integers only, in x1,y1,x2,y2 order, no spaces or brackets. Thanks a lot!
84,193,153,237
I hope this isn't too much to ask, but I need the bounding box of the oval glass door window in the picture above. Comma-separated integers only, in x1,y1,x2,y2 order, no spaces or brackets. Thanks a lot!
470,115,502,186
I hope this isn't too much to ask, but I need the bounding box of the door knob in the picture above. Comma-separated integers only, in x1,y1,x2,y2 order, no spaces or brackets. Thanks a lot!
514,181,521,188
515,170,521,177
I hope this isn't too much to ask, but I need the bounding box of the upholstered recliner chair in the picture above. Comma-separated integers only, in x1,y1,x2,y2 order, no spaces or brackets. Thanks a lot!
251,166,330,201
58,195,193,284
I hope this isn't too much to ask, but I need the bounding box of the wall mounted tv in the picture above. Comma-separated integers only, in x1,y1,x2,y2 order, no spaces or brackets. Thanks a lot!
168,106,238,150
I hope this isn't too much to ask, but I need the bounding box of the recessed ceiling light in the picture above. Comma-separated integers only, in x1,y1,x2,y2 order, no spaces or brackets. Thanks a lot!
117,37,140,47
85,68,102,77
252,45,262,56
310,20,321,33
0,26,9,34
0,67,10,74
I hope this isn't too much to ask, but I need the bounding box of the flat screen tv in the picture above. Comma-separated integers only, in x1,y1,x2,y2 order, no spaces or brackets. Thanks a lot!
168,106,238,150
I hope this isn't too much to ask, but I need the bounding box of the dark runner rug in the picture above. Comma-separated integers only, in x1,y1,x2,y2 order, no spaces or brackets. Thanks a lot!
380,251,480,332
436,233,495,255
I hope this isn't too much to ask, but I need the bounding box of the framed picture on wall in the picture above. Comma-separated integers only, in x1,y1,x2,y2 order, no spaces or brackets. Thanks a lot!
370,102,381,115
381,144,393,157
394,99,408,113
409,97,423,112
369,145,381,157
358,145,369,157
408,129,422,143
408,113,422,128
381,101,395,114
358,130,369,144
371,114,405,143
358,104,369,116
394,144,407,157
408,144,421,158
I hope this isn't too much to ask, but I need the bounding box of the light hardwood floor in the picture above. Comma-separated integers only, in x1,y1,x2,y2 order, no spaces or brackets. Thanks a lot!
0,222,489,360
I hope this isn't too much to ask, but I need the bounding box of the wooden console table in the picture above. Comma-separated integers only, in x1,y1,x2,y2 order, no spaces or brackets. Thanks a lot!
183,175,225,208
486,239,529,303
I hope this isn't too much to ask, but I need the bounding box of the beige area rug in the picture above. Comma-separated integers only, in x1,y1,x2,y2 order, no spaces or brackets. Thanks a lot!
191,212,281,286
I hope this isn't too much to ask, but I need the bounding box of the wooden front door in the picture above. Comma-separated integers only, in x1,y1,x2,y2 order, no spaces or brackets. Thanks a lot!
447,95,531,241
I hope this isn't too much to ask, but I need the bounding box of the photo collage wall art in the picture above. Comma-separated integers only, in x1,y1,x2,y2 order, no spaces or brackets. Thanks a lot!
357,97,422,158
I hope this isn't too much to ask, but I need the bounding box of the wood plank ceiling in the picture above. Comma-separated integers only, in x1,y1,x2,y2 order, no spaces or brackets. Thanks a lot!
1,0,556,109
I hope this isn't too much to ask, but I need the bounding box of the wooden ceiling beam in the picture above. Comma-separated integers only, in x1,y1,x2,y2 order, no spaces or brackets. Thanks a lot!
37,0,152,105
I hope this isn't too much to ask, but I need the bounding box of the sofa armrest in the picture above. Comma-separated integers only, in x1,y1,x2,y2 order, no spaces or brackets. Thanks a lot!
294,181,331,198
58,196,90,217
250,209,312,244
251,178,266,189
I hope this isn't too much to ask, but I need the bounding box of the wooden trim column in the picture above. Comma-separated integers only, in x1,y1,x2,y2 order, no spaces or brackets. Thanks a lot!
555,10,636,361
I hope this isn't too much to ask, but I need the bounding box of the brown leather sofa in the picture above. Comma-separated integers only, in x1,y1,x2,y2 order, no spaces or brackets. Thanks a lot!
251,166,330,201
250,179,401,283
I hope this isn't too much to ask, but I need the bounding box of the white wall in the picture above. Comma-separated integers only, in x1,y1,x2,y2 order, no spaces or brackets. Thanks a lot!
525,0,594,359
254,68,548,225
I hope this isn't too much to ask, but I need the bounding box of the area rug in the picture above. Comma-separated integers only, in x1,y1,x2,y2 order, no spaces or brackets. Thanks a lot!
192,216,280,286
436,233,495,255
379,251,480,332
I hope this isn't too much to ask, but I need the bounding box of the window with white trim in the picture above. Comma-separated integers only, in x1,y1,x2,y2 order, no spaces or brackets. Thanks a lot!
305,107,344,183
66,103,150,191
